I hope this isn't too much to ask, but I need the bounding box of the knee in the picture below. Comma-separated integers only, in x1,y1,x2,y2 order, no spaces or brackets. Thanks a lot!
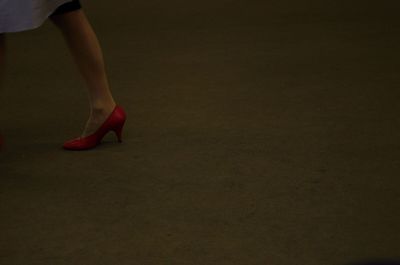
49,0,83,28
49,9,85,33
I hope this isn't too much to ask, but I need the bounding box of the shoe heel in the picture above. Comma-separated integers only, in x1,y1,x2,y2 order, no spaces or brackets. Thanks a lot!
114,122,125,142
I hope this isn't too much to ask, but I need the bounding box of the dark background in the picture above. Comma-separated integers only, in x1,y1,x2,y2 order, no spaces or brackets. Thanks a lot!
1,0,400,264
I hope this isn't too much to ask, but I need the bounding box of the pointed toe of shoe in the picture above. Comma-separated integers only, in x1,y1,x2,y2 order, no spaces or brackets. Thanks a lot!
62,137,97,150
62,138,82,150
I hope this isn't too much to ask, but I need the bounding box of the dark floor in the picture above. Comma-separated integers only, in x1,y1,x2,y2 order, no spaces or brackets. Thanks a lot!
1,0,400,264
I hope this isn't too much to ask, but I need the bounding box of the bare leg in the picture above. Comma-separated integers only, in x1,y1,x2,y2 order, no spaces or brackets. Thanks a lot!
50,10,116,137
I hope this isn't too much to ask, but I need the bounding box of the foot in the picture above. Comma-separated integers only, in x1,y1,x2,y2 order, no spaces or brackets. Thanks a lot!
81,102,117,138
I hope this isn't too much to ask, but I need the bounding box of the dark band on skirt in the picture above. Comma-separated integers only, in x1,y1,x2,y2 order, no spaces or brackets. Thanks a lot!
50,0,82,16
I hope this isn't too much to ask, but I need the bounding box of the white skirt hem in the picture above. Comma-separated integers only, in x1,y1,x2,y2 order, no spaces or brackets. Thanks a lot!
0,0,75,33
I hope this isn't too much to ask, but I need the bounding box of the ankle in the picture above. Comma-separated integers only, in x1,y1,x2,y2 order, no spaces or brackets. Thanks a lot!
90,100,116,113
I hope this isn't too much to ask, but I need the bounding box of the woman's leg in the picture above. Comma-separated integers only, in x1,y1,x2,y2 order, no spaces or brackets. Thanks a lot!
49,9,116,137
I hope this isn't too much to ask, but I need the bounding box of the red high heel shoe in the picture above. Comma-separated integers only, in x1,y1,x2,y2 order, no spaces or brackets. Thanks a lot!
63,105,126,150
